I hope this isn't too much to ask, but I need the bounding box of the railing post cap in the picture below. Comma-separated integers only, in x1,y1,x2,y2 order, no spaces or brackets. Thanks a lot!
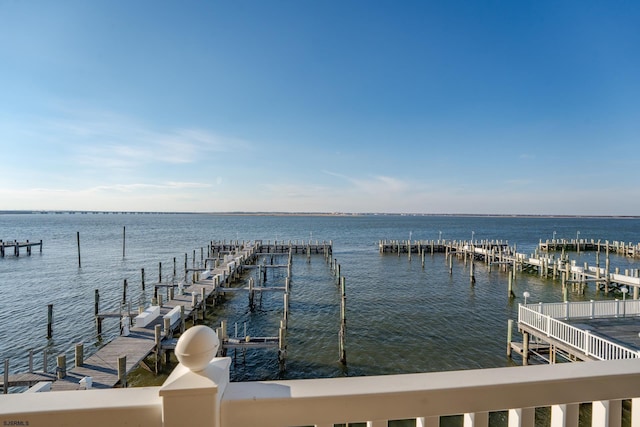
175,325,219,372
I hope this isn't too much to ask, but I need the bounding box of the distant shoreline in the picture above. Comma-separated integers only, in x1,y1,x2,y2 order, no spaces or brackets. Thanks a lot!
1,210,639,219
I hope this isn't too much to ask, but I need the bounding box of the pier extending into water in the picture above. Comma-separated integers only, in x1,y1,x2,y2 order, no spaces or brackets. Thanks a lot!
0,240,42,257
1,240,333,393
540,238,640,258
380,237,640,297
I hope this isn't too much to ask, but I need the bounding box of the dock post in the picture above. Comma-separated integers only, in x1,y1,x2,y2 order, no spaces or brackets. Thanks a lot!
421,249,425,268
470,262,475,285
283,293,289,329
3,359,8,394
180,305,185,334
279,320,286,371
93,289,100,317
29,349,33,372
340,277,347,365
184,253,188,282
449,254,453,275
75,343,84,367
118,355,127,387
522,332,529,366
76,232,81,268
141,268,145,290
506,319,513,357
173,257,176,279
47,304,53,339
154,324,162,374
56,354,66,379
249,277,255,308
122,279,128,305
122,226,126,258
164,317,171,338
201,287,206,319
159,262,162,284
39,239,42,253
508,273,515,298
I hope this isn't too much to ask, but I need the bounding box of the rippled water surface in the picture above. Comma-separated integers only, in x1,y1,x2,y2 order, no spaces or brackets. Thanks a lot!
1,214,639,384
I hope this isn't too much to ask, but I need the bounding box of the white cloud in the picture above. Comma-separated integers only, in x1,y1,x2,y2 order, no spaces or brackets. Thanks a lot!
322,170,411,195
40,107,251,168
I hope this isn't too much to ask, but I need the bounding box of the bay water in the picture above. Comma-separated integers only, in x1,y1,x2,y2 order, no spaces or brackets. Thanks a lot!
1,213,639,387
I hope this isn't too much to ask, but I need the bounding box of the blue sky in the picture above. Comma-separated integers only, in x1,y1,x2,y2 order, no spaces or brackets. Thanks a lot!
1,1,639,215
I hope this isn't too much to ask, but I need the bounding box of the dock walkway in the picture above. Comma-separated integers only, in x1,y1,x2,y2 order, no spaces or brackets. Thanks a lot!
380,238,640,297
2,240,332,393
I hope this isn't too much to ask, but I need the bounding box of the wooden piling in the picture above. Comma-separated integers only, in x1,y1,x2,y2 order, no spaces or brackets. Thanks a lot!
75,343,84,367
180,305,185,334
76,231,81,268
522,331,529,366
159,262,162,284
47,304,53,339
117,355,127,387
154,324,161,374
506,319,513,357
470,262,475,285
164,317,171,338
3,359,8,394
122,226,126,258
339,276,347,365
56,354,66,379
122,279,128,304
283,293,289,328
508,274,515,298
201,287,206,319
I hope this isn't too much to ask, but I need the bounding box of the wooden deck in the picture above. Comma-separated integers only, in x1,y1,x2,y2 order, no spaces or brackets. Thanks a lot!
517,317,640,364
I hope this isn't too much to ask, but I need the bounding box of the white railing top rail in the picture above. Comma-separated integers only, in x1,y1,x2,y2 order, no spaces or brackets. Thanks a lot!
222,358,640,427
523,300,640,320
4,326,640,427
4,359,640,427
518,305,640,361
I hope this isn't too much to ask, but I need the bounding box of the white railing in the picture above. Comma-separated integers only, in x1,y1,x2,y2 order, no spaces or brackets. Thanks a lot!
3,326,640,427
524,300,640,320
519,305,640,360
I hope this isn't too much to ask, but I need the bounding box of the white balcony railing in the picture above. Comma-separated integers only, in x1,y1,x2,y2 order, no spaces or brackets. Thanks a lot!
3,326,640,427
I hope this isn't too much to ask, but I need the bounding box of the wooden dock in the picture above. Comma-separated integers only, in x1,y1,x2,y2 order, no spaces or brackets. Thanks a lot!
539,238,640,258
0,240,42,257
2,242,258,392
380,238,640,298
2,240,334,393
